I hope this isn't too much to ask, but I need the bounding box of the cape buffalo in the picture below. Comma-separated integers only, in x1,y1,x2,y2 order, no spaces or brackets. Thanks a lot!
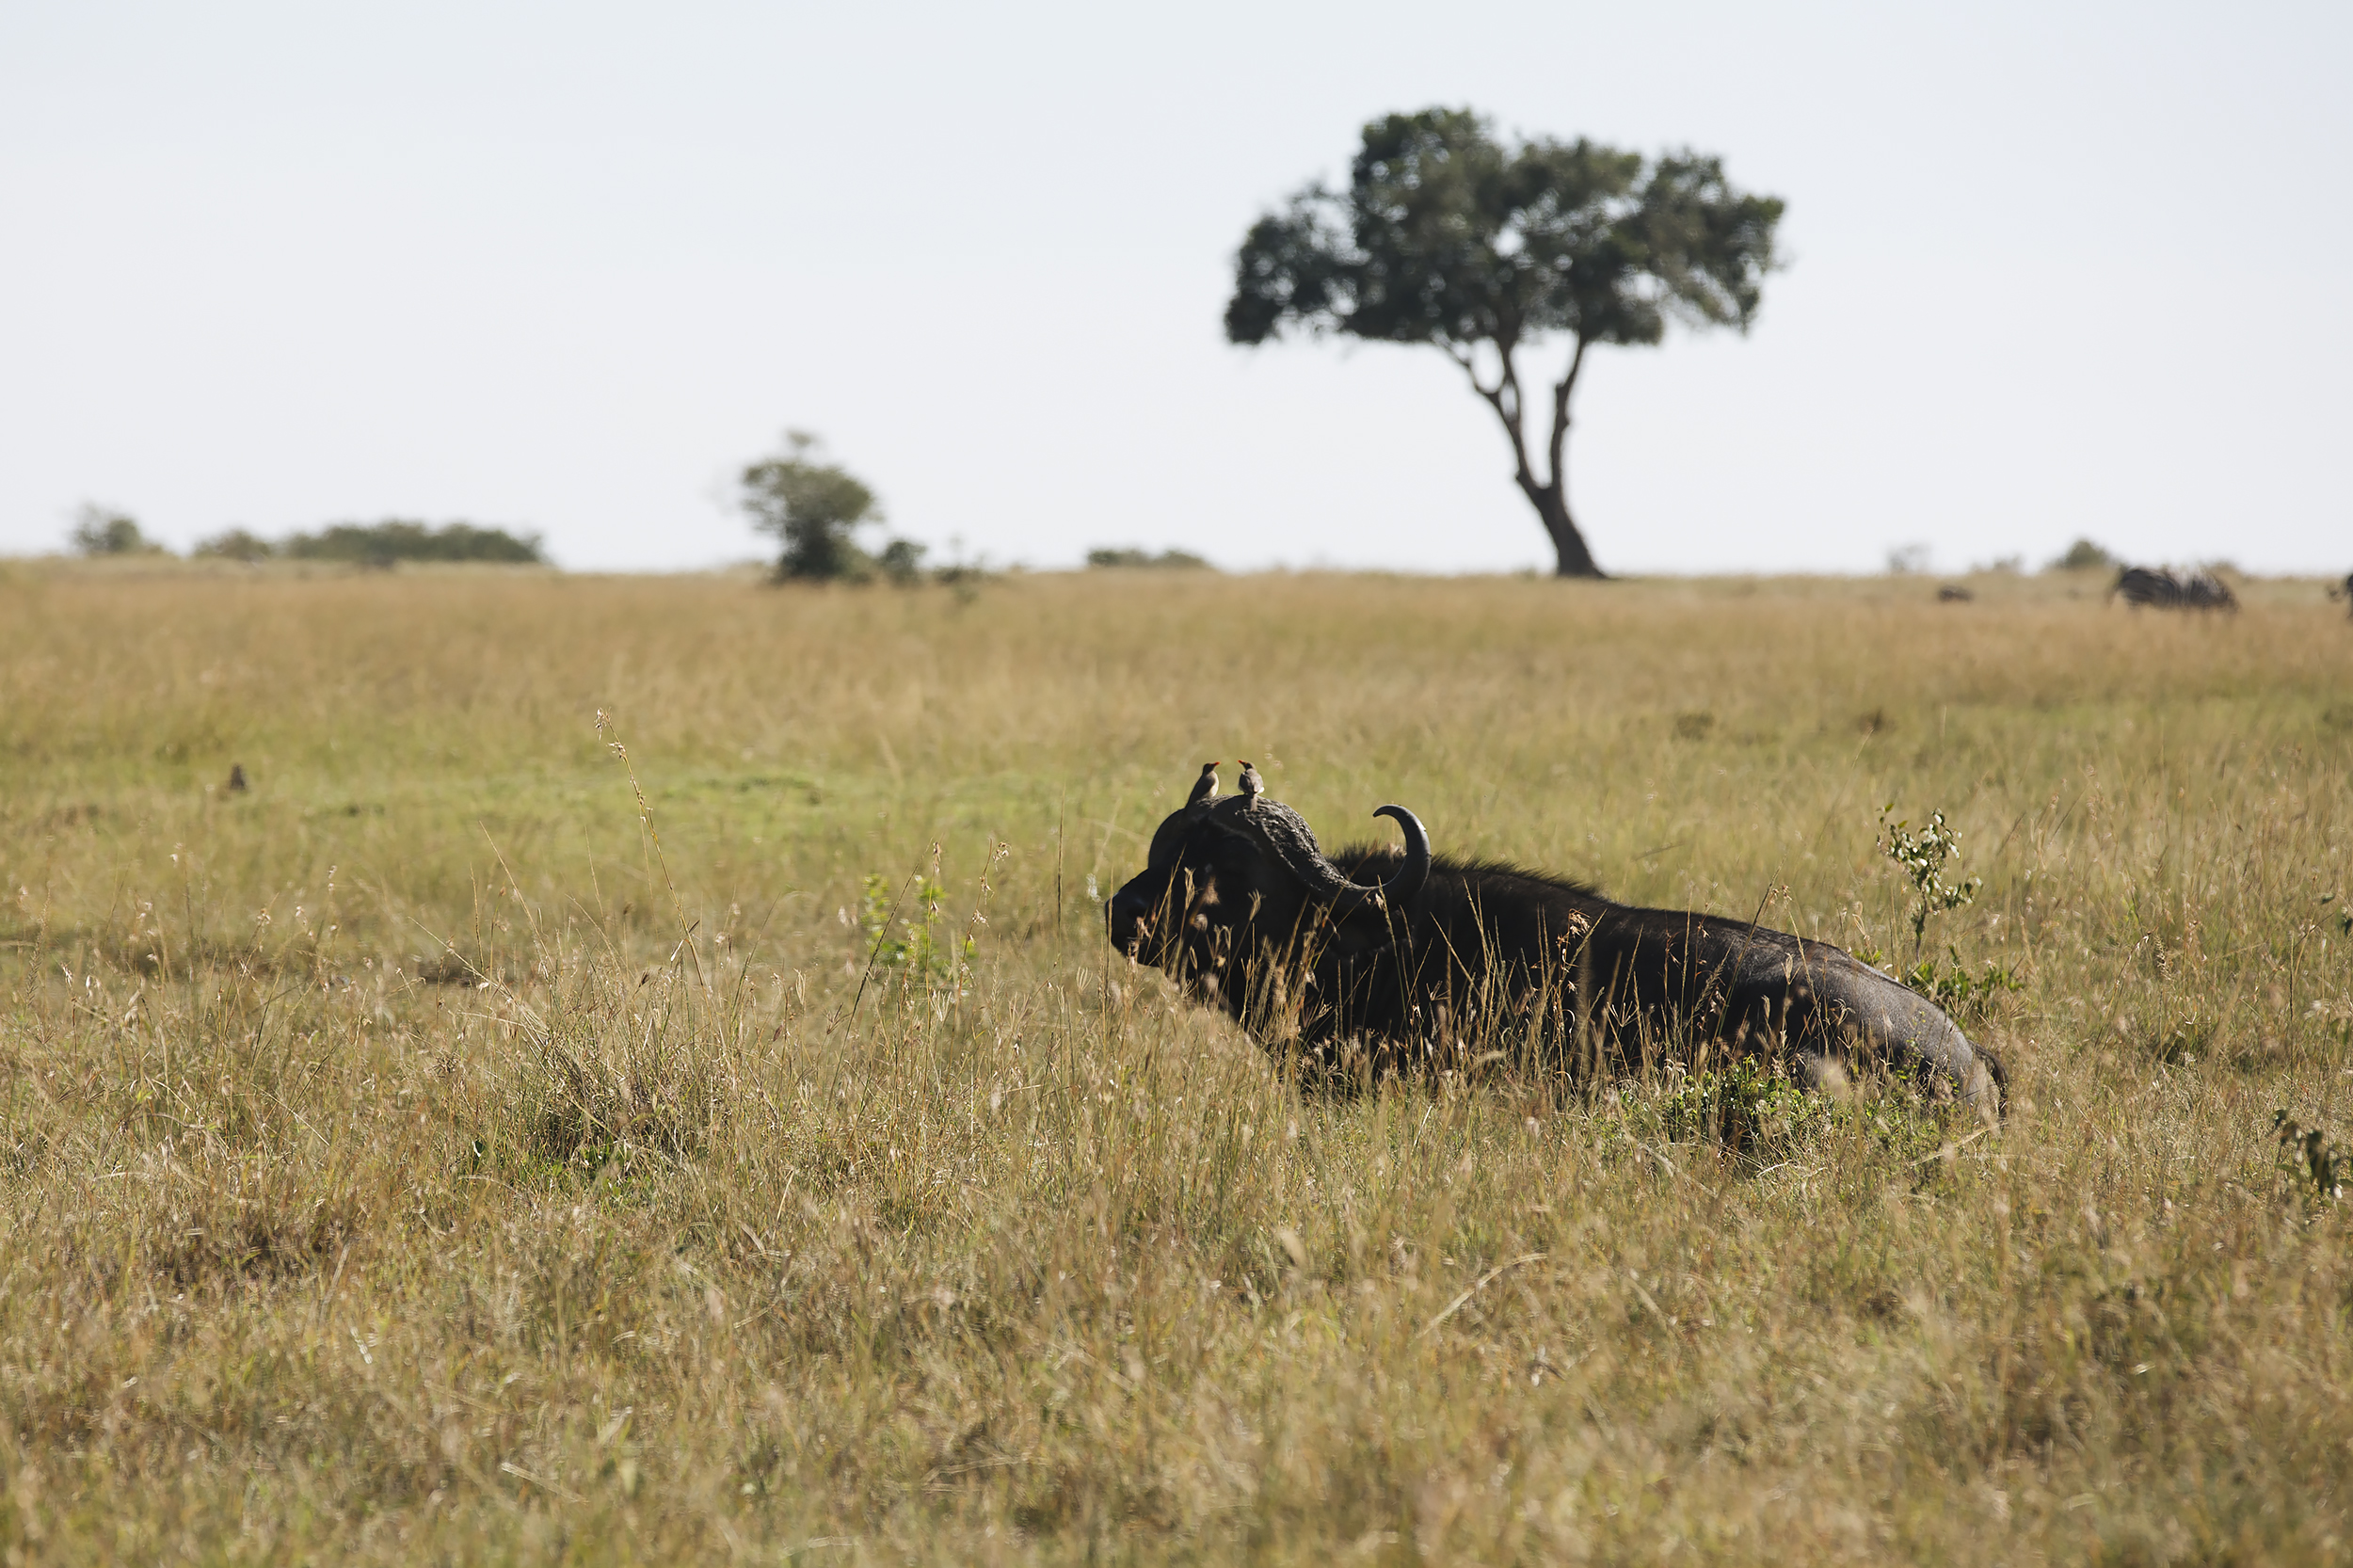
2111,565,2237,611
1107,776,2004,1113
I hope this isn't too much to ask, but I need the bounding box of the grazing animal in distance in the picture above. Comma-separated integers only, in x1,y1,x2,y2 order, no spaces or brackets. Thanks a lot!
226,763,248,792
2112,565,2238,612
1108,773,2004,1112
2331,572,2353,618
1937,584,1975,602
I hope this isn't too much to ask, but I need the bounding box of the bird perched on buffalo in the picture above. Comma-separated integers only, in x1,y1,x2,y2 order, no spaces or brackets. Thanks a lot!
1237,761,1265,804
1187,762,1221,807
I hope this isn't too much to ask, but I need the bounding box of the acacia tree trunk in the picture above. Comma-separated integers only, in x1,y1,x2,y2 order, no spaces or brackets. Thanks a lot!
1521,480,1603,579
1462,334,1608,580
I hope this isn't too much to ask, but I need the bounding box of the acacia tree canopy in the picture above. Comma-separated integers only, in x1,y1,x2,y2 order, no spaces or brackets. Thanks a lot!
1225,108,1785,578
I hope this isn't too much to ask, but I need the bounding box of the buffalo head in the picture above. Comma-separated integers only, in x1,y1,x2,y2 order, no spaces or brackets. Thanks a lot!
1107,786,1428,1025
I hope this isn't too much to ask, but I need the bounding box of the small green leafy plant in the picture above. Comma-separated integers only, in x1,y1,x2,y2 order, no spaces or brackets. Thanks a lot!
858,872,970,991
1879,803,1981,960
1854,943,2025,1023
1657,1057,1826,1157
2273,1111,2345,1205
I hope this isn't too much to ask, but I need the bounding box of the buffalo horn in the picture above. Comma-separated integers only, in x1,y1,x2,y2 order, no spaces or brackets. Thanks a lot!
1217,796,1430,911
1369,804,1432,904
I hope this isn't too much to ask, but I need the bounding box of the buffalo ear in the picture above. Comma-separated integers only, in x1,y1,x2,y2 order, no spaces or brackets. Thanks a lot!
1147,771,1231,870
1144,808,1191,871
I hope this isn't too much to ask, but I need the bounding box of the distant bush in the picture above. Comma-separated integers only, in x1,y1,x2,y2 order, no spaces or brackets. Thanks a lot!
1086,547,1213,570
70,504,167,557
187,521,543,566
280,520,545,567
193,528,275,563
876,537,928,585
741,431,931,584
2047,537,2116,572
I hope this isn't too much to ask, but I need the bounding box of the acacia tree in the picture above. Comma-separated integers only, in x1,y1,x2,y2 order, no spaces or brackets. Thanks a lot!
1225,108,1784,578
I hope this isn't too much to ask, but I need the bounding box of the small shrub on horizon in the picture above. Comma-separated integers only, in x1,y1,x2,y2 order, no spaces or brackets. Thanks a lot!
69,504,167,557
1086,546,1214,570
2047,536,2117,572
193,527,276,563
877,537,928,585
281,520,545,567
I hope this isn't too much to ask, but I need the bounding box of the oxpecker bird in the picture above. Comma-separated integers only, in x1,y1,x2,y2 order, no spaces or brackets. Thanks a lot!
1237,760,1265,803
1187,762,1221,807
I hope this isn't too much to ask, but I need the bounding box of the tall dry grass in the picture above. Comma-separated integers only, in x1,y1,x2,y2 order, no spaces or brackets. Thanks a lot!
2,562,2349,1561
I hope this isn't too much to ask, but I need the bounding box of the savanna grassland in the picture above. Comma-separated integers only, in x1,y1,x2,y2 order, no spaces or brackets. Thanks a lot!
2,561,2349,1564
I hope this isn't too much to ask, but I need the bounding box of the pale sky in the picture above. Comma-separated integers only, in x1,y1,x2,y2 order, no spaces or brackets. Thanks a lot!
4,1,2345,576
